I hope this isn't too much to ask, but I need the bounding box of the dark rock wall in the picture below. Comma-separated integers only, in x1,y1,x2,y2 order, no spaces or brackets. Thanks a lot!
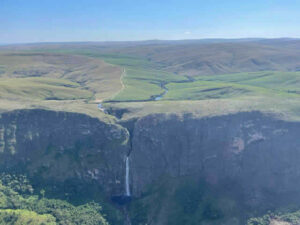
1,109,300,212
0,109,130,195
131,112,300,208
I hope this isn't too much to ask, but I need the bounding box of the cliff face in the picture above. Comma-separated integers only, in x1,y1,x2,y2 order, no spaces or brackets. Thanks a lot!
0,109,129,195
2,109,300,224
131,112,300,208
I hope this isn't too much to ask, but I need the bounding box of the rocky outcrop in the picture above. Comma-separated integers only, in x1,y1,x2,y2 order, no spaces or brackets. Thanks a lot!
0,109,130,195
130,112,300,209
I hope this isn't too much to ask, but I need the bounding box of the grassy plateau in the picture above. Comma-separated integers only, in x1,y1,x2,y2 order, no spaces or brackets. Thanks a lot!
1,44,300,121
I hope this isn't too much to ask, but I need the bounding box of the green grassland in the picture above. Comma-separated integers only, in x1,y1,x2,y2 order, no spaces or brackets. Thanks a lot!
26,48,300,103
1,48,300,121
0,52,123,101
0,77,93,101
26,48,188,101
103,69,300,121
194,71,300,94
111,67,187,101
0,52,124,122
164,71,300,100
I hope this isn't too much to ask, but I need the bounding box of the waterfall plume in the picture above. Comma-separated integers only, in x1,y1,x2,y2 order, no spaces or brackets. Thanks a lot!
125,156,130,196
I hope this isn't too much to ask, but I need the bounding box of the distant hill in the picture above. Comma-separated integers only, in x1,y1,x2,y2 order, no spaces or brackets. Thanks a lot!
100,38,300,76
2,38,300,76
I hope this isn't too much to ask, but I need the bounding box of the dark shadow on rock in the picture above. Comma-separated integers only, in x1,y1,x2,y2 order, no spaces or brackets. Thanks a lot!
111,195,132,205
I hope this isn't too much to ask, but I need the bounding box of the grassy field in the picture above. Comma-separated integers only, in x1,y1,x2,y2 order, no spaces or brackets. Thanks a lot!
25,48,300,102
25,48,188,101
0,77,93,100
164,71,300,101
0,52,125,122
1,47,300,122
194,71,300,93
103,70,300,121
111,67,187,101
0,52,123,101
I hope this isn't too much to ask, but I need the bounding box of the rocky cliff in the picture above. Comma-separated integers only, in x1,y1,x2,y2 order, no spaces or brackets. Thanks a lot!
130,112,300,224
0,109,130,196
1,109,300,224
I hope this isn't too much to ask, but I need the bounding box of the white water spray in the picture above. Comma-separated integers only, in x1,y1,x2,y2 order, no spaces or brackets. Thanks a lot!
125,156,130,196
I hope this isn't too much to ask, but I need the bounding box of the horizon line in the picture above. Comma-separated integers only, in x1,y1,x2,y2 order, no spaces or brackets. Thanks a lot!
1,37,299,47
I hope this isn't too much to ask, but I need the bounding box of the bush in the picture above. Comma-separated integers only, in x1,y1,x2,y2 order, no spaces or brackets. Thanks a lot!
0,209,56,225
0,173,110,225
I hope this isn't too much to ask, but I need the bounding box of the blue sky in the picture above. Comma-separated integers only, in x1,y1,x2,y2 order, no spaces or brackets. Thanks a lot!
1,0,300,43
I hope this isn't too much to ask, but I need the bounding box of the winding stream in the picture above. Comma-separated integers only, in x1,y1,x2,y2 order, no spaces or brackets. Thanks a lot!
99,75,195,114
153,76,194,101
153,83,168,101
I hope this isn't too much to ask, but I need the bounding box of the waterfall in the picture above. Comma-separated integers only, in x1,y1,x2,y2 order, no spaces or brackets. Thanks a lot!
125,156,130,196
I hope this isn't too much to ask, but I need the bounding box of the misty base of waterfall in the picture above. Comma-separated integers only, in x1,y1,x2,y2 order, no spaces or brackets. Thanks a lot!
111,195,132,205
